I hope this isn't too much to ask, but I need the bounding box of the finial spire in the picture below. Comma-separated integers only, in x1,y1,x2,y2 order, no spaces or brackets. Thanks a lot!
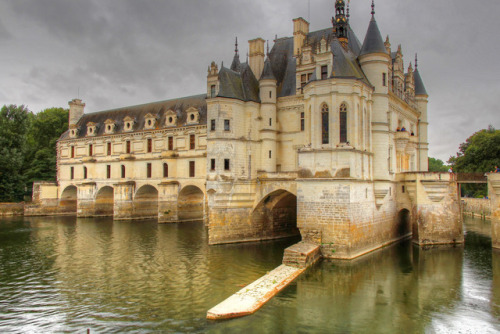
415,53,418,70
267,40,270,57
235,37,239,55
347,0,350,22
371,0,375,17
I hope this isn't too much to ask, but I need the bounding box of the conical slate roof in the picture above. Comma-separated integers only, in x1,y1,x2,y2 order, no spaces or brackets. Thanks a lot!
230,53,241,72
414,69,428,95
260,58,276,81
359,17,387,56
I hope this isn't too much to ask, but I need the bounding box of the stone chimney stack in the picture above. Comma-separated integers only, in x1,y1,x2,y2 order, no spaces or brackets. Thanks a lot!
68,99,85,127
248,38,265,79
293,17,310,57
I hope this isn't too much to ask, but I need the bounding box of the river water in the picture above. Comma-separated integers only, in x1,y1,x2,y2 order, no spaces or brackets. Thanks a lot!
0,215,498,333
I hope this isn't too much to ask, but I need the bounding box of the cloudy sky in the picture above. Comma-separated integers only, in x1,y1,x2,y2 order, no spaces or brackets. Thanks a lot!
0,0,498,162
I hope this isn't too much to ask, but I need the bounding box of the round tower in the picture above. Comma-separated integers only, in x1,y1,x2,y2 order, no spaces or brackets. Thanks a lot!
259,52,277,172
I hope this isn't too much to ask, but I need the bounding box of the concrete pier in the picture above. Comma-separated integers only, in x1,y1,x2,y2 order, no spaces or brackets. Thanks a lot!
207,242,319,320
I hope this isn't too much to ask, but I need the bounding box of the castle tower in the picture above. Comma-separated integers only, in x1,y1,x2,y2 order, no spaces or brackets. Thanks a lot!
68,98,85,127
259,48,277,172
333,0,348,47
358,0,391,181
414,54,429,171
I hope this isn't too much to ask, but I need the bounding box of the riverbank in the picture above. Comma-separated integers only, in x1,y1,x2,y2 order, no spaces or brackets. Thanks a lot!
0,203,24,216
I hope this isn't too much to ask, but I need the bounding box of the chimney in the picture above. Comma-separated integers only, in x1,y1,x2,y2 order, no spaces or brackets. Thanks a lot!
248,38,265,79
293,17,310,57
68,99,85,127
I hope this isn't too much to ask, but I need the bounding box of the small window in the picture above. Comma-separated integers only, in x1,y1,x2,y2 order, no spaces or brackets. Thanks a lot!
147,163,152,178
269,118,272,126
190,135,195,150
210,119,216,132
224,159,230,171
147,138,152,153
71,146,75,158
89,144,93,156
107,142,111,156
224,119,230,131
301,74,307,88
121,165,126,178
70,167,74,180
168,137,173,150
300,112,305,131
83,166,87,179
321,65,328,80
402,185,405,193
210,85,216,98
190,114,195,121
126,141,131,154
210,159,216,171
269,150,272,159
107,165,111,179
189,161,195,177
147,119,152,126
269,91,272,99
163,163,168,178
382,73,387,87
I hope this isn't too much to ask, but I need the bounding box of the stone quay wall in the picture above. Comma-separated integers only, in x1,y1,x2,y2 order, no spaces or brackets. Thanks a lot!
462,198,491,219
0,203,25,216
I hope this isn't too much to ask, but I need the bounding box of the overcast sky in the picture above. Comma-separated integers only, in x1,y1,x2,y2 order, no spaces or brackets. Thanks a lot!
0,0,499,162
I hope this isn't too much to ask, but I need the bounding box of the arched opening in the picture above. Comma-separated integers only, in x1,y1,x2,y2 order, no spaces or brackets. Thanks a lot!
95,186,114,216
321,104,329,144
134,185,159,219
396,209,411,238
178,185,204,221
339,103,347,143
251,190,300,240
60,186,77,214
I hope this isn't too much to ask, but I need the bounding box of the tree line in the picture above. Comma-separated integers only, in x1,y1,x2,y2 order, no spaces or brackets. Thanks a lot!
0,105,68,202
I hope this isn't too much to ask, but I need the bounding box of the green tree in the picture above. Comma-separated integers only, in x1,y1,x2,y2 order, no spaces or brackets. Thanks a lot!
428,157,448,172
25,107,68,185
0,105,31,202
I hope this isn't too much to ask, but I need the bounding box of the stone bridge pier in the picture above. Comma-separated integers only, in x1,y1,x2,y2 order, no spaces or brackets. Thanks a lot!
489,173,500,249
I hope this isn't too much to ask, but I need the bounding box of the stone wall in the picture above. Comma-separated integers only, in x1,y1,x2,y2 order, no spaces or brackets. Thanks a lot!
0,203,24,216
488,173,500,249
462,198,491,218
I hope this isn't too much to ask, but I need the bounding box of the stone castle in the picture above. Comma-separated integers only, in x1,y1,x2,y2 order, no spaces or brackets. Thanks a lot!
28,1,466,259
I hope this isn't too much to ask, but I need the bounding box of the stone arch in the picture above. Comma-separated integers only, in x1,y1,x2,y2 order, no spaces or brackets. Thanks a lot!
95,186,114,216
134,184,159,219
178,185,205,221
60,185,77,214
396,208,411,238
251,189,300,240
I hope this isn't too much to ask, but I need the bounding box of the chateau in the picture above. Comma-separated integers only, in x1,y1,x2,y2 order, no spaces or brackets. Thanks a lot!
28,1,466,259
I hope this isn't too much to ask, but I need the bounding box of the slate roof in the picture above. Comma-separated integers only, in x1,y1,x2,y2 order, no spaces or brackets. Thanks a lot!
60,94,207,140
218,63,260,102
359,17,388,56
413,69,428,95
260,58,276,81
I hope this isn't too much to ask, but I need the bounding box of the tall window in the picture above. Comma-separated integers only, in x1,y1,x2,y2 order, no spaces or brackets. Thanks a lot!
269,150,272,159
121,165,126,178
126,141,131,154
340,103,347,143
189,161,195,177
190,135,195,150
89,144,93,156
321,65,328,80
301,74,307,88
71,146,75,158
300,112,305,131
70,167,74,180
269,118,272,126
107,142,112,156
210,85,216,98
83,166,87,179
107,165,111,179
168,137,173,150
210,159,216,171
147,163,152,178
210,119,216,132
147,138,152,153
382,73,387,87
224,159,230,171
224,119,230,131
163,163,168,178
321,104,329,144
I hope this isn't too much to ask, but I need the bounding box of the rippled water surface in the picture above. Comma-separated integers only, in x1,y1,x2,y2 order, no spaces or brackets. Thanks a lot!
0,216,499,333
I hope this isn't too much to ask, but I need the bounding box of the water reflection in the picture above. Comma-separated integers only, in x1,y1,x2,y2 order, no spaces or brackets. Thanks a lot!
0,216,499,333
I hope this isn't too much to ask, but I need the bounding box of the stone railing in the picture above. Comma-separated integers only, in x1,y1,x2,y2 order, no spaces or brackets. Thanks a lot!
462,198,491,219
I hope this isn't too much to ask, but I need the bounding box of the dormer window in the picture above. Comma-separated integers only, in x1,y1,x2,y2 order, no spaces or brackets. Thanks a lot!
144,113,157,130
87,122,97,137
123,116,135,132
165,110,177,127
104,119,115,134
186,107,199,125
69,125,78,138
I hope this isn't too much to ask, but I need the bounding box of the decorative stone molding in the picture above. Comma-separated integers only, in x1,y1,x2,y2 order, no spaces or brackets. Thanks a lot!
186,107,200,125
420,180,449,202
165,110,177,127
395,131,409,152
406,135,418,154
374,188,388,208
405,181,416,202
82,157,96,163
119,154,135,161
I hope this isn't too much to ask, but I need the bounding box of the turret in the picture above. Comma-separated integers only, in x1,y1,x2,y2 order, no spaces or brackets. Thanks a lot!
414,54,429,171
332,0,348,48
68,98,85,127
207,61,219,98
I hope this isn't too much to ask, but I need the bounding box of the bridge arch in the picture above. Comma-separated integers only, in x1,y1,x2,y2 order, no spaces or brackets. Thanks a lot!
396,208,411,238
251,189,300,240
95,186,114,216
60,185,77,213
134,184,159,219
178,185,205,221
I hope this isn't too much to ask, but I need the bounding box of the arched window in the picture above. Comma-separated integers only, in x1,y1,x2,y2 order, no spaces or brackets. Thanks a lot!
163,163,168,178
340,103,348,143
121,165,126,178
321,104,329,144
